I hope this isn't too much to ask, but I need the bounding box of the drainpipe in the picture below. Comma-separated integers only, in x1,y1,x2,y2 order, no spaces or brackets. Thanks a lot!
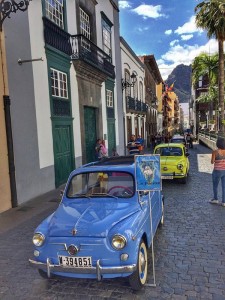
3,95,17,208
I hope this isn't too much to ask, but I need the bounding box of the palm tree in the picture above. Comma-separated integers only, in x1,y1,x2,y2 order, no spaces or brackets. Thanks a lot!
192,52,218,88
195,0,225,132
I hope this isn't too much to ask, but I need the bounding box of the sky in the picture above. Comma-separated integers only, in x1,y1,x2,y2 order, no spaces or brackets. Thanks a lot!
118,0,218,80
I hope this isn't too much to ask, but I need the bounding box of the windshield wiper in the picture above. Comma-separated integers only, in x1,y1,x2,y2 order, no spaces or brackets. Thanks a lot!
103,193,118,199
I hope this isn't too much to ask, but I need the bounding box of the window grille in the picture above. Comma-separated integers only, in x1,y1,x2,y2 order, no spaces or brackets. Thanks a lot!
106,90,113,107
45,0,64,28
102,19,111,56
50,68,68,98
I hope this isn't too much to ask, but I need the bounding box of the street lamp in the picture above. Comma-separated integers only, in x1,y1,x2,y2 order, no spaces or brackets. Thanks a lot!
121,72,137,91
0,0,31,30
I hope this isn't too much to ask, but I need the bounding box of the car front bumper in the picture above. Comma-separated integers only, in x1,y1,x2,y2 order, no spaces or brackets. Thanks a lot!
29,258,136,280
161,172,186,179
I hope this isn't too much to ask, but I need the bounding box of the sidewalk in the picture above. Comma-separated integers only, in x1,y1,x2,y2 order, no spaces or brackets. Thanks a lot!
0,185,64,234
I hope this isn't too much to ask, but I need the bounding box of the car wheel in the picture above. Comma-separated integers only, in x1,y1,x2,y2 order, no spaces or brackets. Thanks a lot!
129,239,148,290
38,269,49,279
180,174,187,184
158,197,164,227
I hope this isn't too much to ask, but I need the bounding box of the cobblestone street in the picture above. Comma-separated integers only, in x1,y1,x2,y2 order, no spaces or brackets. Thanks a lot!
0,143,225,300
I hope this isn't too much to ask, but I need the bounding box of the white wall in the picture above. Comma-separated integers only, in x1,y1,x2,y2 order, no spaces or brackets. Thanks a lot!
28,1,54,169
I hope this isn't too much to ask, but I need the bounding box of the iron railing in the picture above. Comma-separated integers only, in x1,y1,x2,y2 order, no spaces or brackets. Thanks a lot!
43,17,115,78
70,34,115,78
126,97,148,113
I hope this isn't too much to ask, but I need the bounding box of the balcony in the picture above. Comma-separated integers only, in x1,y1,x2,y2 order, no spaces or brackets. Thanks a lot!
126,97,148,114
43,17,115,79
43,17,71,55
70,35,115,79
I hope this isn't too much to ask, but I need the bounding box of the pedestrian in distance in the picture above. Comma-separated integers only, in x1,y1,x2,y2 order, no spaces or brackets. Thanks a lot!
209,136,225,206
100,139,108,157
95,138,102,160
136,134,144,153
127,134,141,155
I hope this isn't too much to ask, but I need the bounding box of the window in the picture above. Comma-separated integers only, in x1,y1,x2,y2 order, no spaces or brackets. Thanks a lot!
139,82,143,101
133,79,138,99
80,8,90,39
50,68,68,98
45,0,64,28
102,19,111,56
125,70,131,97
106,89,113,107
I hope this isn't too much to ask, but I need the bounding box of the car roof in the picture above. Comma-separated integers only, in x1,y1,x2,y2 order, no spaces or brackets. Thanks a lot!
83,156,135,167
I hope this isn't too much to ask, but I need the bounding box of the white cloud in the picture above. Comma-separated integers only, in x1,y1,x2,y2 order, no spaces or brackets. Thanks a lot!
170,40,179,47
118,1,131,9
165,29,172,35
137,26,149,32
157,39,218,80
181,34,193,41
132,4,165,19
174,16,203,35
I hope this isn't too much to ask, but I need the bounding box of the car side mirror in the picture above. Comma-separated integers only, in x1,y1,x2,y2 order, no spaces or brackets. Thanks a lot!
186,152,190,157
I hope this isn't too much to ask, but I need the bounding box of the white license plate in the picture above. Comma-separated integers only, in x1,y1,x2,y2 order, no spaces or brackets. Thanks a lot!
59,255,92,268
161,176,173,179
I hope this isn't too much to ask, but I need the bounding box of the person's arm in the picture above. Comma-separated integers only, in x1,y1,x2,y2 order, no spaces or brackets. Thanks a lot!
211,150,216,164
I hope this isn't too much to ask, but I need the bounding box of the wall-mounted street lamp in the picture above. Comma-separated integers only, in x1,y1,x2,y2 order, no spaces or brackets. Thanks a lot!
121,72,137,91
0,0,31,30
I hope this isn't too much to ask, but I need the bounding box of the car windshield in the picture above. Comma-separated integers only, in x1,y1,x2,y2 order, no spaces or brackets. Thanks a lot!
67,171,134,198
155,147,183,156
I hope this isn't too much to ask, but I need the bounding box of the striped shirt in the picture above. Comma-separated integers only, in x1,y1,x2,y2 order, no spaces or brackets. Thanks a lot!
214,151,225,170
127,140,141,155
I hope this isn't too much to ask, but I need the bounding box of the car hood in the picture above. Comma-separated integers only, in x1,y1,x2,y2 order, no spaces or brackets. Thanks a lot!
48,199,139,237
160,157,185,165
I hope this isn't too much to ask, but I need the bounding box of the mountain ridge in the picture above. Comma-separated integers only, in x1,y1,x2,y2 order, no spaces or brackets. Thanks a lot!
166,64,192,103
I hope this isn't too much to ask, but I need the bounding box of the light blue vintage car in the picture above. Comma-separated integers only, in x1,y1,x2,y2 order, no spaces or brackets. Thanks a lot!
29,156,164,290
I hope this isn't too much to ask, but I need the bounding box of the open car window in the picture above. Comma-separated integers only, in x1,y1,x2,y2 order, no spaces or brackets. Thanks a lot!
67,171,134,198
155,147,183,156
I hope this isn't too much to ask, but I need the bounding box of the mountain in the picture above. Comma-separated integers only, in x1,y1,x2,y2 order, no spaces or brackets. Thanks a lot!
166,64,192,103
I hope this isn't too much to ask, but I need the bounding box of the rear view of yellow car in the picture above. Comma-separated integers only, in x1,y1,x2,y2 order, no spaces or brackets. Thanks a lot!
154,143,190,183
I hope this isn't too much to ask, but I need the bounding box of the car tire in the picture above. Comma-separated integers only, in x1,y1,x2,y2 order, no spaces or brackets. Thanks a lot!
180,174,187,184
38,269,49,279
129,239,148,290
158,197,164,227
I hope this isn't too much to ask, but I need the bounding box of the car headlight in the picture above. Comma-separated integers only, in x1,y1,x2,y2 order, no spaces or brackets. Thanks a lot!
32,233,45,246
177,163,184,170
111,234,127,250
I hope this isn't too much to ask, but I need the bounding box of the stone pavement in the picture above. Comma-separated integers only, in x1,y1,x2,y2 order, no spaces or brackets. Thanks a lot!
0,143,225,300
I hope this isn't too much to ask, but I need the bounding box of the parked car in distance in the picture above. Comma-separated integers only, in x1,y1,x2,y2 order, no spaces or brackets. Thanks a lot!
29,156,164,290
154,143,190,183
170,134,187,148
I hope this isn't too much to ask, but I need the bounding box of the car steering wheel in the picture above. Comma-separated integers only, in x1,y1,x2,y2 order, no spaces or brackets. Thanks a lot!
108,186,133,196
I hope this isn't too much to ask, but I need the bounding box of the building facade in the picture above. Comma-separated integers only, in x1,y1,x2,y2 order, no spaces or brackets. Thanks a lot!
3,0,121,206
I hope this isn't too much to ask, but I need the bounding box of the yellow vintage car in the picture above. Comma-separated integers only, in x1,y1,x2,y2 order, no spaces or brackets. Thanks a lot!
153,143,190,183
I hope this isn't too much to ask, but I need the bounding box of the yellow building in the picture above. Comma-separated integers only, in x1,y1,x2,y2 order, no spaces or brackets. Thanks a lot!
0,29,11,212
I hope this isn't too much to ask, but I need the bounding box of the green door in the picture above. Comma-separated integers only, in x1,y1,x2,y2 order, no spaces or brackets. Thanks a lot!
53,123,74,187
84,107,97,163
107,119,116,156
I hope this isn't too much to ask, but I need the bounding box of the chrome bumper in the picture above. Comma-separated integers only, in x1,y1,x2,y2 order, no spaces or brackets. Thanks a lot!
29,258,136,281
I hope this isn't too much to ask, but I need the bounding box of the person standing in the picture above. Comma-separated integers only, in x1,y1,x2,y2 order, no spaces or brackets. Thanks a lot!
127,134,140,155
100,140,108,157
95,139,102,160
209,136,225,206
136,135,144,153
